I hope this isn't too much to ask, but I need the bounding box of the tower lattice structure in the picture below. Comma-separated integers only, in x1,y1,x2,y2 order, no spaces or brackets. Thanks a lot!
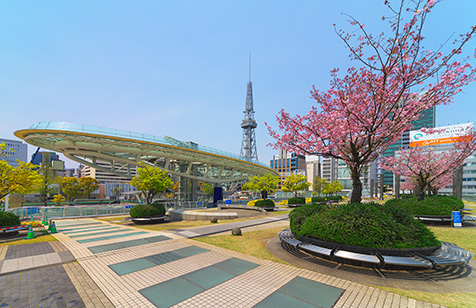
240,63,258,161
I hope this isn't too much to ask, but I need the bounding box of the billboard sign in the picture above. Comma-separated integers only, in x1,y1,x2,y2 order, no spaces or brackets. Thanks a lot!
410,123,473,147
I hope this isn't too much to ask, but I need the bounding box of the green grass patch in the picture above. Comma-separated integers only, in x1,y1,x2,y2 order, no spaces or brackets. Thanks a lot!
428,226,476,254
194,227,290,265
0,231,57,246
385,195,464,216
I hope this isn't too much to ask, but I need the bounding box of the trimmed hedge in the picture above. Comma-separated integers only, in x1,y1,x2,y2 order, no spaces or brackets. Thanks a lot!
327,196,343,201
129,203,166,218
385,195,464,216
289,203,440,249
311,196,326,203
255,199,276,208
0,212,21,227
287,197,306,205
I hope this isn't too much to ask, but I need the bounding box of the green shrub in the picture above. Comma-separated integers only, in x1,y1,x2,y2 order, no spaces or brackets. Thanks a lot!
311,196,326,203
327,196,342,201
290,202,439,249
288,197,306,205
0,212,21,227
254,199,275,208
129,203,165,218
289,203,328,235
385,195,463,216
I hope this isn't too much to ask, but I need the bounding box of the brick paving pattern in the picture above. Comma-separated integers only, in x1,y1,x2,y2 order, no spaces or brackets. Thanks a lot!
0,264,84,308
0,217,455,307
4,242,55,260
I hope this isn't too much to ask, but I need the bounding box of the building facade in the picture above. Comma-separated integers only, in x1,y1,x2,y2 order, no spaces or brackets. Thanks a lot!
382,106,436,188
306,159,321,191
0,138,27,167
82,161,137,184
321,156,378,197
269,150,306,188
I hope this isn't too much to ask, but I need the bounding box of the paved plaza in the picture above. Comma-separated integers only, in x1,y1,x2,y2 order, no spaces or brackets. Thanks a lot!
0,216,455,307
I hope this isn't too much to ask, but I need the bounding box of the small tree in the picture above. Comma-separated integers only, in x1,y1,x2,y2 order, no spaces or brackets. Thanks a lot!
79,177,99,198
313,176,329,196
201,182,214,196
53,194,65,206
323,180,344,196
242,173,279,199
59,177,80,201
0,142,8,158
112,185,122,200
130,163,173,204
282,174,310,198
37,153,59,206
0,160,42,200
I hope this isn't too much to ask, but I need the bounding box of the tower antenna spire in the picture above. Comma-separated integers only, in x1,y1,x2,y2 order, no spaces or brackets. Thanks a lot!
249,52,251,82
240,54,258,161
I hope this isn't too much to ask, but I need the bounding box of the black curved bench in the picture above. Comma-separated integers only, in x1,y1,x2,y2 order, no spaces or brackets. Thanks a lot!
278,228,472,269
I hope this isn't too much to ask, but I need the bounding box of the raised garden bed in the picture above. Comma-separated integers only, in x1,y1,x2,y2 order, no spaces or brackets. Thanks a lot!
131,216,166,224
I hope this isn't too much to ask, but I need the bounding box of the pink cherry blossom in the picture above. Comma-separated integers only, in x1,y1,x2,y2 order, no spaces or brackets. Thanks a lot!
267,0,476,204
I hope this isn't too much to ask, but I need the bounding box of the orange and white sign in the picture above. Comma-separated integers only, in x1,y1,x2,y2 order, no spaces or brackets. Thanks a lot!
410,123,474,147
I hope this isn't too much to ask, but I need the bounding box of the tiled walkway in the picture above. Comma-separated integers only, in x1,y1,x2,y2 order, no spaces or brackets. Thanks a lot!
0,217,446,307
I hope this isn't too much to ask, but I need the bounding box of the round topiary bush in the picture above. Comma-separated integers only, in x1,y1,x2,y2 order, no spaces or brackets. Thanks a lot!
129,203,165,218
254,199,275,209
0,212,21,227
287,197,306,205
289,203,440,250
385,195,464,216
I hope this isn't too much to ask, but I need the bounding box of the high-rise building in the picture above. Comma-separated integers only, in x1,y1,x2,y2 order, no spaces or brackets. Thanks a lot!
31,151,65,178
82,161,137,183
306,159,321,191
382,106,436,188
270,150,306,187
321,156,378,197
0,138,27,167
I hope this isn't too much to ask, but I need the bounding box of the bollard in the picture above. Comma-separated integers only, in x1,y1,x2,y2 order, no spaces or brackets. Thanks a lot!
26,225,35,239
49,221,57,234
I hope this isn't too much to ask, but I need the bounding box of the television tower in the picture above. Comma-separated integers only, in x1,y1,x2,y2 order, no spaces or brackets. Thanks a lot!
240,55,258,161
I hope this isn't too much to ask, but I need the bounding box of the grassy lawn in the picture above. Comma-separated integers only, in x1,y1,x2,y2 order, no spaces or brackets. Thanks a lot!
0,231,57,246
194,227,290,265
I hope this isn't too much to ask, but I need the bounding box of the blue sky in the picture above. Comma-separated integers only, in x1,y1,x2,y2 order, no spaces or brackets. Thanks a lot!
1,0,475,168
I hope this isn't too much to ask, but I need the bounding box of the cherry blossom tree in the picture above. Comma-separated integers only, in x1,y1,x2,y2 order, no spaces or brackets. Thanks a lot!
381,130,476,200
400,181,415,194
267,0,475,203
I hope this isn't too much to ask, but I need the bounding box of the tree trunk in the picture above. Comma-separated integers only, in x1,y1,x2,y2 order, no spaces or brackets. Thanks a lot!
417,184,426,201
350,166,362,204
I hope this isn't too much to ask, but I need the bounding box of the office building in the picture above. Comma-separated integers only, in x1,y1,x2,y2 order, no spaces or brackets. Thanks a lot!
306,159,321,191
82,161,137,184
270,150,306,188
0,138,27,167
382,106,436,188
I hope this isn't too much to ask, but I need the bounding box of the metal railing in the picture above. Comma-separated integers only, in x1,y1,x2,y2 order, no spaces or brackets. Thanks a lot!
7,201,217,219
8,204,133,220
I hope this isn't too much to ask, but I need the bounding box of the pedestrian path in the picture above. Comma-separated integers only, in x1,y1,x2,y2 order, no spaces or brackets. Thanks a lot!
0,217,446,308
